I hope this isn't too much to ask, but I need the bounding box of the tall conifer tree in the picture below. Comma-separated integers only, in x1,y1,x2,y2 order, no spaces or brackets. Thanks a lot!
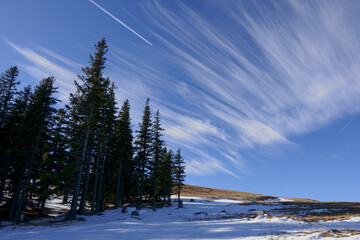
68,38,109,220
0,66,19,128
94,81,117,213
158,148,173,203
0,66,20,203
0,85,31,204
114,99,133,208
134,98,152,207
151,110,164,205
174,148,185,208
10,77,58,222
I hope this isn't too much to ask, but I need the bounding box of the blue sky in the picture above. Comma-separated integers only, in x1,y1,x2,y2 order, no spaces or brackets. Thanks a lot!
1,0,360,201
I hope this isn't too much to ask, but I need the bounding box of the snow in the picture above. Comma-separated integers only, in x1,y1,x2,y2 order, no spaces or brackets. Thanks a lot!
1,196,360,239
44,197,71,216
212,198,244,204
263,197,294,202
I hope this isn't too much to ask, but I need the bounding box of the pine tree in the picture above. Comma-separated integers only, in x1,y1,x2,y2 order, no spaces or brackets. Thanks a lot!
0,66,20,202
151,110,164,205
134,98,152,207
68,38,109,220
158,148,173,203
114,99,133,208
50,108,73,203
174,148,185,208
0,66,19,128
0,85,31,204
93,81,117,213
9,77,58,223
32,108,72,215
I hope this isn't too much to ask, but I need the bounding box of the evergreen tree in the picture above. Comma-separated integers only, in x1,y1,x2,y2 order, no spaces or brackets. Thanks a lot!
0,66,19,128
9,77,58,223
0,66,20,202
134,98,152,207
32,108,72,215
50,108,73,203
68,38,109,220
113,99,133,208
0,85,32,204
93,81,117,214
158,148,173,203
151,110,164,205
173,148,185,208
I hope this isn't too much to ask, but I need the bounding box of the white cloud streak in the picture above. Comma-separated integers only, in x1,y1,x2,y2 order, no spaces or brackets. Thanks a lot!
89,0,152,46
134,0,360,177
143,0,360,140
5,40,77,100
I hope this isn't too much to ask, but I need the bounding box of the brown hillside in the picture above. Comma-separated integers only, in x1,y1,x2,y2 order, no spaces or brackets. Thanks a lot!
180,184,317,203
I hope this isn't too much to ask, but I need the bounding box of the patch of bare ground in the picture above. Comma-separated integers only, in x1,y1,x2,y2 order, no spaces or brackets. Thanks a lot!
181,184,360,222
181,184,278,201
269,229,360,239
320,229,360,238
270,201,360,222
180,184,316,202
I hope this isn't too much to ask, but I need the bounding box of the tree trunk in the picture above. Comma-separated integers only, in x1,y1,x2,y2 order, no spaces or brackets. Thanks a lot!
114,156,122,208
0,154,10,203
90,152,100,215
62,192,68,204
139,165,145,207
177,183,181,208
135,176,140,205
68,102,94,220
40,199,46,216
13,120,43,223
9,169,24,221
99,185,105,212
152,167,157,206
119,175,124,206
96,151,106,213
79,158,91,215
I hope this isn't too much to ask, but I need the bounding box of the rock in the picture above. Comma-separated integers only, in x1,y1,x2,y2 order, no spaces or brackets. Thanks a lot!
131,210,139,217
121,207,128,213
194,212,208,216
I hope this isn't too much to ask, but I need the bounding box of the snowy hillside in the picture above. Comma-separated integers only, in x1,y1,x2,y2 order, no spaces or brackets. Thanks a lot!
1,195,360,239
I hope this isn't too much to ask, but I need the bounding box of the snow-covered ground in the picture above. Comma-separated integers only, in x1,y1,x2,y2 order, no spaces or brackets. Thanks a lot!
1,196,360,239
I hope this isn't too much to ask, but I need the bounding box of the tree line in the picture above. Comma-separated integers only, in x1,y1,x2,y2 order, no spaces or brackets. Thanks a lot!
0,38,185,223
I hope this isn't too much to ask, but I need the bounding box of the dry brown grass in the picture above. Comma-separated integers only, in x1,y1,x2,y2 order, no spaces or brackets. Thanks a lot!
272,201,360,222
180,184,315,202
320,229,360,238
275,229,360,239
181,184,273,201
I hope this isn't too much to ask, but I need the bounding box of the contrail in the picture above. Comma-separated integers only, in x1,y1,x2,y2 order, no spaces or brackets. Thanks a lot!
340,116,354,133
89,0,152,46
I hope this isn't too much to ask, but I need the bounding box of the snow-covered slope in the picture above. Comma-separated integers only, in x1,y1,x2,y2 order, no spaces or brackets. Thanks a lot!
1,196,360,239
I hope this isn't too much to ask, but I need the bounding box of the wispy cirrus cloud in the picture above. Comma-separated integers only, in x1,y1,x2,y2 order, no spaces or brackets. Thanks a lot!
135,0,360,177
166,116,226,142
5,39,78,100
